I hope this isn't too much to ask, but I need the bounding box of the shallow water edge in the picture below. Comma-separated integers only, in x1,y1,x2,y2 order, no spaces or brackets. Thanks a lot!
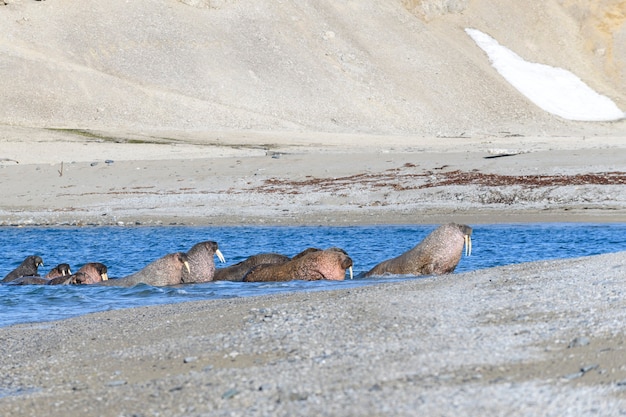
0,223,625,328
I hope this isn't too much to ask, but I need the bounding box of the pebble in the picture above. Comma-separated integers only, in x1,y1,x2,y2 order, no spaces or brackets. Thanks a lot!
568,336,590,348
581,364,599,373
106,380,127,387
221,388,239,399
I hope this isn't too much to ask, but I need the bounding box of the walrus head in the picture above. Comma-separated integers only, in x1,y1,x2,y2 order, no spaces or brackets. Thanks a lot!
95,263,109,281
327,247,353,279
33,256,44,268
44,263,72,279
74,262,109,284
58,263,72,276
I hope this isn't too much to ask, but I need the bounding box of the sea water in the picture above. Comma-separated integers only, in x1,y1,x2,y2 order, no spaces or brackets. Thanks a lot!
0,223,625,328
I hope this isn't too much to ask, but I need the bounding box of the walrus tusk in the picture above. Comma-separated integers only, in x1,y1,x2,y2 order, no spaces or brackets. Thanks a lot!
101,272,109,281
183,261,191,274
464,235,471,256
215,249,226,263
349,266,353,279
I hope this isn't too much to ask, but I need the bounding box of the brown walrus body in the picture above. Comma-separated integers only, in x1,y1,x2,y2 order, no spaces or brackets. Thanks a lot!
1,255,44,283
180,241,226,283
53,262,108,285
363,223,472,277
243,248,353,282
8,264,73,286
99,253,190,287
213,253,290,282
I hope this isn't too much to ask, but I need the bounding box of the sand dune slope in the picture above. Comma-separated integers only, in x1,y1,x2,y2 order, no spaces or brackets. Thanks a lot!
1,0,624,136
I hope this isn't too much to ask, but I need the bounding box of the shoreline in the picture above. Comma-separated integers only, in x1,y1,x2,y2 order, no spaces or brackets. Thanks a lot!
1,210,626,227
2,128,626,227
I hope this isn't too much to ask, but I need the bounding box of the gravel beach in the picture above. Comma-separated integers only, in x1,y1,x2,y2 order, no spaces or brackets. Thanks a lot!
0,251,625,416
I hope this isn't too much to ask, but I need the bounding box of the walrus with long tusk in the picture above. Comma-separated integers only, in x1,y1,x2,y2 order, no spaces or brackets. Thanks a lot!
1,255,44,283
213,253,290,282
243,247,353,282
51,262,109,285
363,223,472,277
45,263,72,279
180,241,226,283
98,252,191,287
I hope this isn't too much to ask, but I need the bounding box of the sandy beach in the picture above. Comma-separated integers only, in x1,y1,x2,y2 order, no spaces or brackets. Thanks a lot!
2,126,626,226
2,0,626,415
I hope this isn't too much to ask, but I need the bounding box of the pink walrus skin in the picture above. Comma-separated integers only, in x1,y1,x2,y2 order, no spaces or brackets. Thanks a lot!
243,248,353,283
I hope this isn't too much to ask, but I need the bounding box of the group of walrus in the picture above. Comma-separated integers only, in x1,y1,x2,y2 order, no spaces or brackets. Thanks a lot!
0,223,472,287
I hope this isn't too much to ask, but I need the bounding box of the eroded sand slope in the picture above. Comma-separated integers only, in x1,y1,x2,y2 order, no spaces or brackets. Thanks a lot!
1,0,624,136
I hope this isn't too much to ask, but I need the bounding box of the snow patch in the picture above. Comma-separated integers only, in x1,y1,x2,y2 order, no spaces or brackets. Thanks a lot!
466,28,625,122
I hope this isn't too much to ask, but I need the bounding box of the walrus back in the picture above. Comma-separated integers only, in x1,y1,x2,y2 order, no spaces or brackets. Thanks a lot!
214,253,289,282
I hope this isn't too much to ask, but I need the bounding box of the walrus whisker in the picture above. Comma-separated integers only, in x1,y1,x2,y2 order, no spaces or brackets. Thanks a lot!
215,249,226,263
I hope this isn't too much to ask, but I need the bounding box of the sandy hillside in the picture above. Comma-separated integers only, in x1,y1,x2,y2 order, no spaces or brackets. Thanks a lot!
0,0,625,137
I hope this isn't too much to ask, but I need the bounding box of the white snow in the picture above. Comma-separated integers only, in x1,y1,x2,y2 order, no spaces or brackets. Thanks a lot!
466,28,625,122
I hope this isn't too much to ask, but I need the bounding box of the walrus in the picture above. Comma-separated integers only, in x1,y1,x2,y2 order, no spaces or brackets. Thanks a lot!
180,241,226,283
51,262,109,285
99,252,190,287
363,223,472,277
8,263,73,285
45,263,73,279
243,247,353,282
1,255,44,283
213,253,290,282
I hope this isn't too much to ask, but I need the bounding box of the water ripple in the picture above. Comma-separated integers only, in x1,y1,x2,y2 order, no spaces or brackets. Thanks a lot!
0,223,625,328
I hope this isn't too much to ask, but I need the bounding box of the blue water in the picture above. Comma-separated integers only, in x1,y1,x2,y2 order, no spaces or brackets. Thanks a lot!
1,223,625,328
